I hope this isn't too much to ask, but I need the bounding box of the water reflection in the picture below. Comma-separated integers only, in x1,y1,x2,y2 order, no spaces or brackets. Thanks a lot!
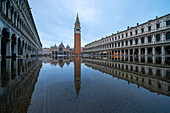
82,56,170,96
0,56,170,113
74,56,81,97
0,58,42,113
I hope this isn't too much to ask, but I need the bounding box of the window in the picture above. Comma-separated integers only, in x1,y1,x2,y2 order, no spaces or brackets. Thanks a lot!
135,30,138,35
156,23,160,29
156,34,160,41
141,28,144,33
118,42,120,47
122,34,124,38
115,37,117,40
166,32,170,40
135,39,138,44
141,37,145,44
130,40,133,45
126,33,128,37
130,32,132,36
148,36,152,43
122,42,124,46
118,36,120,39
148,26,151,31
115,43,117,47
126,41,128,46
166,20,170,26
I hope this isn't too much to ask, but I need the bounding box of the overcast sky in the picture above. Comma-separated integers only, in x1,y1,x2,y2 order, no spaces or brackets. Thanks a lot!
28,0,170,48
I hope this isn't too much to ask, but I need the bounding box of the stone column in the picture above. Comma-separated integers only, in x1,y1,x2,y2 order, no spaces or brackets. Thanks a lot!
22,45,25,57
145,56,148,63
14,58,18,77
120,50,122,56
124,50,126,56
145,48,148,56
128,49,130,56
133,49,135,55
139,56,141,62
138,38,141,45
152,34,156,44
0,35,2,58
145,36,148,44
124,41,126,47
6,58,11,83
133,39,135,45
162,56,165,65
6,38,12,57
152,47,155,56
153,56,156,64
138,48,141,56
0,59,1,86
161,46,165,56
161,32,165,42
14,41,18,57
128,40,130,46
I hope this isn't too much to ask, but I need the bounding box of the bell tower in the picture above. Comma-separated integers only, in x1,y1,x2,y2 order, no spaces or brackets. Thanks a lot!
74,14,81,55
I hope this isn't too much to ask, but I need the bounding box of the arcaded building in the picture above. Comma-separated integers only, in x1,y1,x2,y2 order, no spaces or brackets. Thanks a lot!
0,0,42,58
51,42,73,56
83,14,170,56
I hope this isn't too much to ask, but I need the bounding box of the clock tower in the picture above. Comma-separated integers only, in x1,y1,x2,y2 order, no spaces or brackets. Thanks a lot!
74,14,81,55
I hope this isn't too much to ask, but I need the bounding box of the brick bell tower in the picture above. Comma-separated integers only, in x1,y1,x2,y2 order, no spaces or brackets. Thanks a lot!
74,14,81,55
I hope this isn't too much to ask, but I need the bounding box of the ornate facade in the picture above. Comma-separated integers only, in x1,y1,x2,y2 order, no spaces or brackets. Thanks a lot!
83,14,170,56
0,0,42,58
51,42,73,56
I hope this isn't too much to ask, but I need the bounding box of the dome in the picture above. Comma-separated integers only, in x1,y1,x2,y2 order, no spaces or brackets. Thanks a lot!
66,45,70,49
59,42,65,48
54,44,57,48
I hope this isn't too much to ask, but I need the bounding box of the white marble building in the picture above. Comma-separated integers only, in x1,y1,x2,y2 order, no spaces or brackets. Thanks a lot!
83,14,170,56
0,0,42,58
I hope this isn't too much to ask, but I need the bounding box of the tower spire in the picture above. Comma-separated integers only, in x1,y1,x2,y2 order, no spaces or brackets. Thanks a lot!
76,13,80,24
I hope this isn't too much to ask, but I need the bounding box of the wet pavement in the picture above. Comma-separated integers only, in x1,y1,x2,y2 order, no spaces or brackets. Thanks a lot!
0,56,170,113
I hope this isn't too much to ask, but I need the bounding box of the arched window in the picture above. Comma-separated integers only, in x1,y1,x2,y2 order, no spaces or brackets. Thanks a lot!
148,36,152,43
126,41,128,46
156,34,160,41
141,37,144,44
166,32,170,40
135,39,138,44
130,40,133,45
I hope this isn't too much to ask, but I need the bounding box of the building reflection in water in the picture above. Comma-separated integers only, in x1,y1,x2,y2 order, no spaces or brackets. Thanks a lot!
82,56,170,96
41,56,82,98
74,56,81,98
0,58,42,113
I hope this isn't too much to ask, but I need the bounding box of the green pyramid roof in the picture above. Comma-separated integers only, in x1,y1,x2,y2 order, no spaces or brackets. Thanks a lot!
76,13,80,23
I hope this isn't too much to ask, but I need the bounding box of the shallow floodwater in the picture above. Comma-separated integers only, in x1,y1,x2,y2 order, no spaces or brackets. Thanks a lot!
0,56,170,113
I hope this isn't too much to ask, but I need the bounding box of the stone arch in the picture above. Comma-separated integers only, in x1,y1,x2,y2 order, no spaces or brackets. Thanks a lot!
11,34,17,56
155,46,161,55
148,36,152,43
147,47,152,55
6,0,10,17
166,32,170,41
165,45,170,55
156,34,161,42
1,28,10,58
10,6,14,22
18,38,21,55
141,48,145,55
141,37,145,44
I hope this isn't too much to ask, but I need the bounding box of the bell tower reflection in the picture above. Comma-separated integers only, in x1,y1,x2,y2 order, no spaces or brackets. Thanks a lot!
74,56,81,98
